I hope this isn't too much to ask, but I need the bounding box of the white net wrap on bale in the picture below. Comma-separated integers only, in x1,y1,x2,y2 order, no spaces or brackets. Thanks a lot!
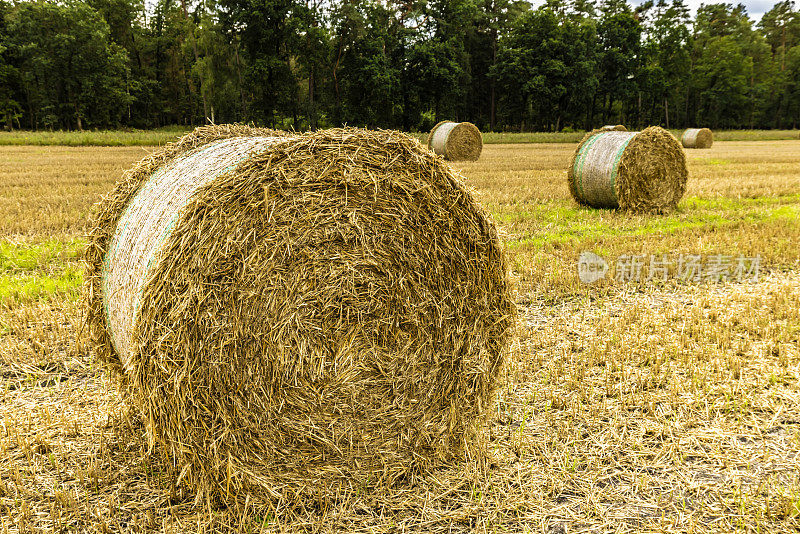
103,137,282,368
682,128,700,146
567,126,688,213
426,121,483,161
430,121,459,156
571,131,636,208
85,125,515,508
681,128,713,149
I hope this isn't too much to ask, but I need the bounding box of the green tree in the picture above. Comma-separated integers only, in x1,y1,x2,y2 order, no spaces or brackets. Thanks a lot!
407,0,478,125
147,0,206,126
759,1,800,70
594,0,642,125
219,0,298,127
0,0,21,129
691,3,774,128
330,0,404,127
637,0,691,128
492,7,597,131
694,35,753,127
758,1,800,127
785,43,800,127
191,3,246,123
294,0,330,129
467,0,528,130
7,1,130,129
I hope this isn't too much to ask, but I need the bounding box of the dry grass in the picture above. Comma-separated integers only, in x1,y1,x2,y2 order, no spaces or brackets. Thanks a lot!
2,276,799,532
1,139,800,532
0,146,151,237
454,140,800,300
0,129,796,147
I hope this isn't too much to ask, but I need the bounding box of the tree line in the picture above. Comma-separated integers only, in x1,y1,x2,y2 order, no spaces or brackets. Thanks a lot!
0,0,799,132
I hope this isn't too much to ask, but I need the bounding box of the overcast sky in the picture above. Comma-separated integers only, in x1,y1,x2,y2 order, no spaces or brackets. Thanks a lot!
528,0,776,20
637,0,775,19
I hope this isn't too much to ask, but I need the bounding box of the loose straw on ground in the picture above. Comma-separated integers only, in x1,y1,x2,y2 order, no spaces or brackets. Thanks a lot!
426,121,483,161
84,124,515,508
568,126,688,212
682,128,713,148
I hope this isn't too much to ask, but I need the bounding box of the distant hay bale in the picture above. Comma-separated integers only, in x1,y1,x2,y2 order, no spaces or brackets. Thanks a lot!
567,126,687,212
601,125,627,131
426,121,483,161
681,128,713,148
84,124,515,505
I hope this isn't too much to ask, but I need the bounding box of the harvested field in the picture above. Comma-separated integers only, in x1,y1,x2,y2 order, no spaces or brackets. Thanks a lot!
2,129,798,147
1,138,800,532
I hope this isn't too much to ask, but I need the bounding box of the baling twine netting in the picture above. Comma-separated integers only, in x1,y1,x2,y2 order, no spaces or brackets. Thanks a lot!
103,136,281,367
85,124,515,506
567,126,688,212
426,121,483,161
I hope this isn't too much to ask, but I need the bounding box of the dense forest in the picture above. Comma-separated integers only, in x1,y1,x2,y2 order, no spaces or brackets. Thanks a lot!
0,0,798,132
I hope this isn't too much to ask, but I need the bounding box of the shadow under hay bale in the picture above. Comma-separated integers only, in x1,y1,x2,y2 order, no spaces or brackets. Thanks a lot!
567,126,688,213
601,125,627,131
426,121,483,161
84,124,515,507
682,128,714,148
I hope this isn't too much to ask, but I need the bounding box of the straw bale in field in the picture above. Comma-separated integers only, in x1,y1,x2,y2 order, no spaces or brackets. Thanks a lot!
567,126,687,212
681,128,714,148
84,124,515,505
426,121,483,161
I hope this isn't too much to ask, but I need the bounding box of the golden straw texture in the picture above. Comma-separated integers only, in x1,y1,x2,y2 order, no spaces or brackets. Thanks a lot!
84,124,515,508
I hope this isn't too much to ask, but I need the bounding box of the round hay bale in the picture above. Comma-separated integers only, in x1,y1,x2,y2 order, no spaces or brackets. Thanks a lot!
567,126,687,212
85,124,515,505
681,128,713,149
601,124,627,131
426,120,483,161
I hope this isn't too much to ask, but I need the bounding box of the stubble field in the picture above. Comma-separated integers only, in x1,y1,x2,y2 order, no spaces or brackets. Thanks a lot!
1,138,799,532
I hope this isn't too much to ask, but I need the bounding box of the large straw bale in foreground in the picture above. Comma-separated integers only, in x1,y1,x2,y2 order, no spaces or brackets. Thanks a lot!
568,126,687,212
682,128,713,148
426,120,483,161
84,125,515,504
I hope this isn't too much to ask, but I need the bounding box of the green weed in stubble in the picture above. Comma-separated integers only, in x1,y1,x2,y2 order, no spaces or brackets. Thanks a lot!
0,239,83,272
0,267,82,305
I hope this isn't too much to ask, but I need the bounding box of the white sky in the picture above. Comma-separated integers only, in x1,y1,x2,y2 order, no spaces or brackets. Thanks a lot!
528,0,775,20
144,0,775,25
636,0,774,20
